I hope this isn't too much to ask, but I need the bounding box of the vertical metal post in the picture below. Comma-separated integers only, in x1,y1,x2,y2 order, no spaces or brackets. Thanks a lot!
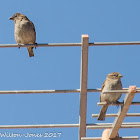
79,35,89,140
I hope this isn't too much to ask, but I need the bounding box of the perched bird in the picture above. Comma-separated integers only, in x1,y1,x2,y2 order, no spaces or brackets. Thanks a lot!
98,72,123,121
9,13,36,57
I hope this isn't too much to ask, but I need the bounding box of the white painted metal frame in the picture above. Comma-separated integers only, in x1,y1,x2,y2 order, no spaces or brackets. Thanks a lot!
92,113,140,118
81,136,139,140
1,41,140,48
109,86,137,139
0,88,139,95
79,35,89,140
97,102,140,106
0,122,139,129
86,122,140,129
0,35,140,140
0,124,79,129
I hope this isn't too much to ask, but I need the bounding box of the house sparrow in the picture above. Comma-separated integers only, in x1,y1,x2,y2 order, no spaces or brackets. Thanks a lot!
9,13,36,57
98,72,123,121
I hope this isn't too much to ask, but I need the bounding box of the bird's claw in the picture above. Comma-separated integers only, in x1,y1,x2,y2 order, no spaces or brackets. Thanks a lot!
116,101,121,107
18,44,20,49
104,101,108,105
35,43,37,49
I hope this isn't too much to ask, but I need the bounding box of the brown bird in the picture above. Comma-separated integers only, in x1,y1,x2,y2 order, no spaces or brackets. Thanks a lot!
98,72,123,121
9,13,36,57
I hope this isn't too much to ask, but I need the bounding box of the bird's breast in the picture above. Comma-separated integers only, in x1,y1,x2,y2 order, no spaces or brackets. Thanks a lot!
14,21,36,44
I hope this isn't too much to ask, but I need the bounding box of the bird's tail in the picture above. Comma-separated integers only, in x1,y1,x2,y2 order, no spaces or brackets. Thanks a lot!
98,104,108,121
27,47,34,57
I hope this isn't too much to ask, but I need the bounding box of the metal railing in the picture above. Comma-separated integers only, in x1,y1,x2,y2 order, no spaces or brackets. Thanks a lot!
0,35,140,140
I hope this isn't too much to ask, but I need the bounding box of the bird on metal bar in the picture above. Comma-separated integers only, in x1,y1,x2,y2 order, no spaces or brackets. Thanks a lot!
98,72,123,121
9,13,36,57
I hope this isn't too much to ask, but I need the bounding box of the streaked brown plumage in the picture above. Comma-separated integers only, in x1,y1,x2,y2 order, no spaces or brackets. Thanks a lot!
9,13,36,57
98,72,123,121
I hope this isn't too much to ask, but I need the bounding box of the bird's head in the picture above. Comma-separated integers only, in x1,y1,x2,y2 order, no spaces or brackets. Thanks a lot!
9,13,28,22
107,72,123,80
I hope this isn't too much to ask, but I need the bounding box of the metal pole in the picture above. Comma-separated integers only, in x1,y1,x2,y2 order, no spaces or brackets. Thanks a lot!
79,35,89,140
109,86,136,138
0,41,140,48
0,124,79,129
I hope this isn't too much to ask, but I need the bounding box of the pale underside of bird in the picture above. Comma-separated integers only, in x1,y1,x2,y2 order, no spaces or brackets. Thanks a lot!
98,72,123,121
9,13,36,57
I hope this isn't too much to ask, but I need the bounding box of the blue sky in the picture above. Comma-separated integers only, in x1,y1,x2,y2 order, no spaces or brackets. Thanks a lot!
0,0,139,139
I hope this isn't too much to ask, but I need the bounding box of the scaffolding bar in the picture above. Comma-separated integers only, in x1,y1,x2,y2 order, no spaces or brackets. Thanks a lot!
0,89,98,94
0,89,81,94
0,89,101,94
0,43,82,48
81,136,139,140
0,88,139,94
97,102,140,106
1,41,140,48
79,35,89,140
0,124,79,129
88,89,102,92
86,122,140,129
89,41,140,46
103,89,140,94
0,122,139,129
109,86,136,139
92,113,140,118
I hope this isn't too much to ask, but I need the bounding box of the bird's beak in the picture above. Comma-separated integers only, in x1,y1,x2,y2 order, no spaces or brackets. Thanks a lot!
9,17,13,20
118,74,123,78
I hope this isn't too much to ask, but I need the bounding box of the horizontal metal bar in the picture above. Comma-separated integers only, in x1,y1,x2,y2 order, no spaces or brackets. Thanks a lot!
89,42,140,46
0,89,101,94
92,113,140,118
0,89,81,94
97,102,140,106
81,136,139,140
87,89,102,92
0,124,79,129
88,88,140,93
103,90,129,94
1,41,140,48
0,89,100,94
87,88,140,93
120,136,139,140
87,122,140,129
0,43,82,48
82,137,102,140
103,89,140,94
0,88,139,94
0,122,139,129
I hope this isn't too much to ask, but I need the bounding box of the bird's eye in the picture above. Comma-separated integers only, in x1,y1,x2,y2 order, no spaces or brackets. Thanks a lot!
113,74,118,77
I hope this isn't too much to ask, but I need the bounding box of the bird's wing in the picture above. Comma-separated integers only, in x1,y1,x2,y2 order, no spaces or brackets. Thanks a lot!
30,21,36,32
100,80,106,102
